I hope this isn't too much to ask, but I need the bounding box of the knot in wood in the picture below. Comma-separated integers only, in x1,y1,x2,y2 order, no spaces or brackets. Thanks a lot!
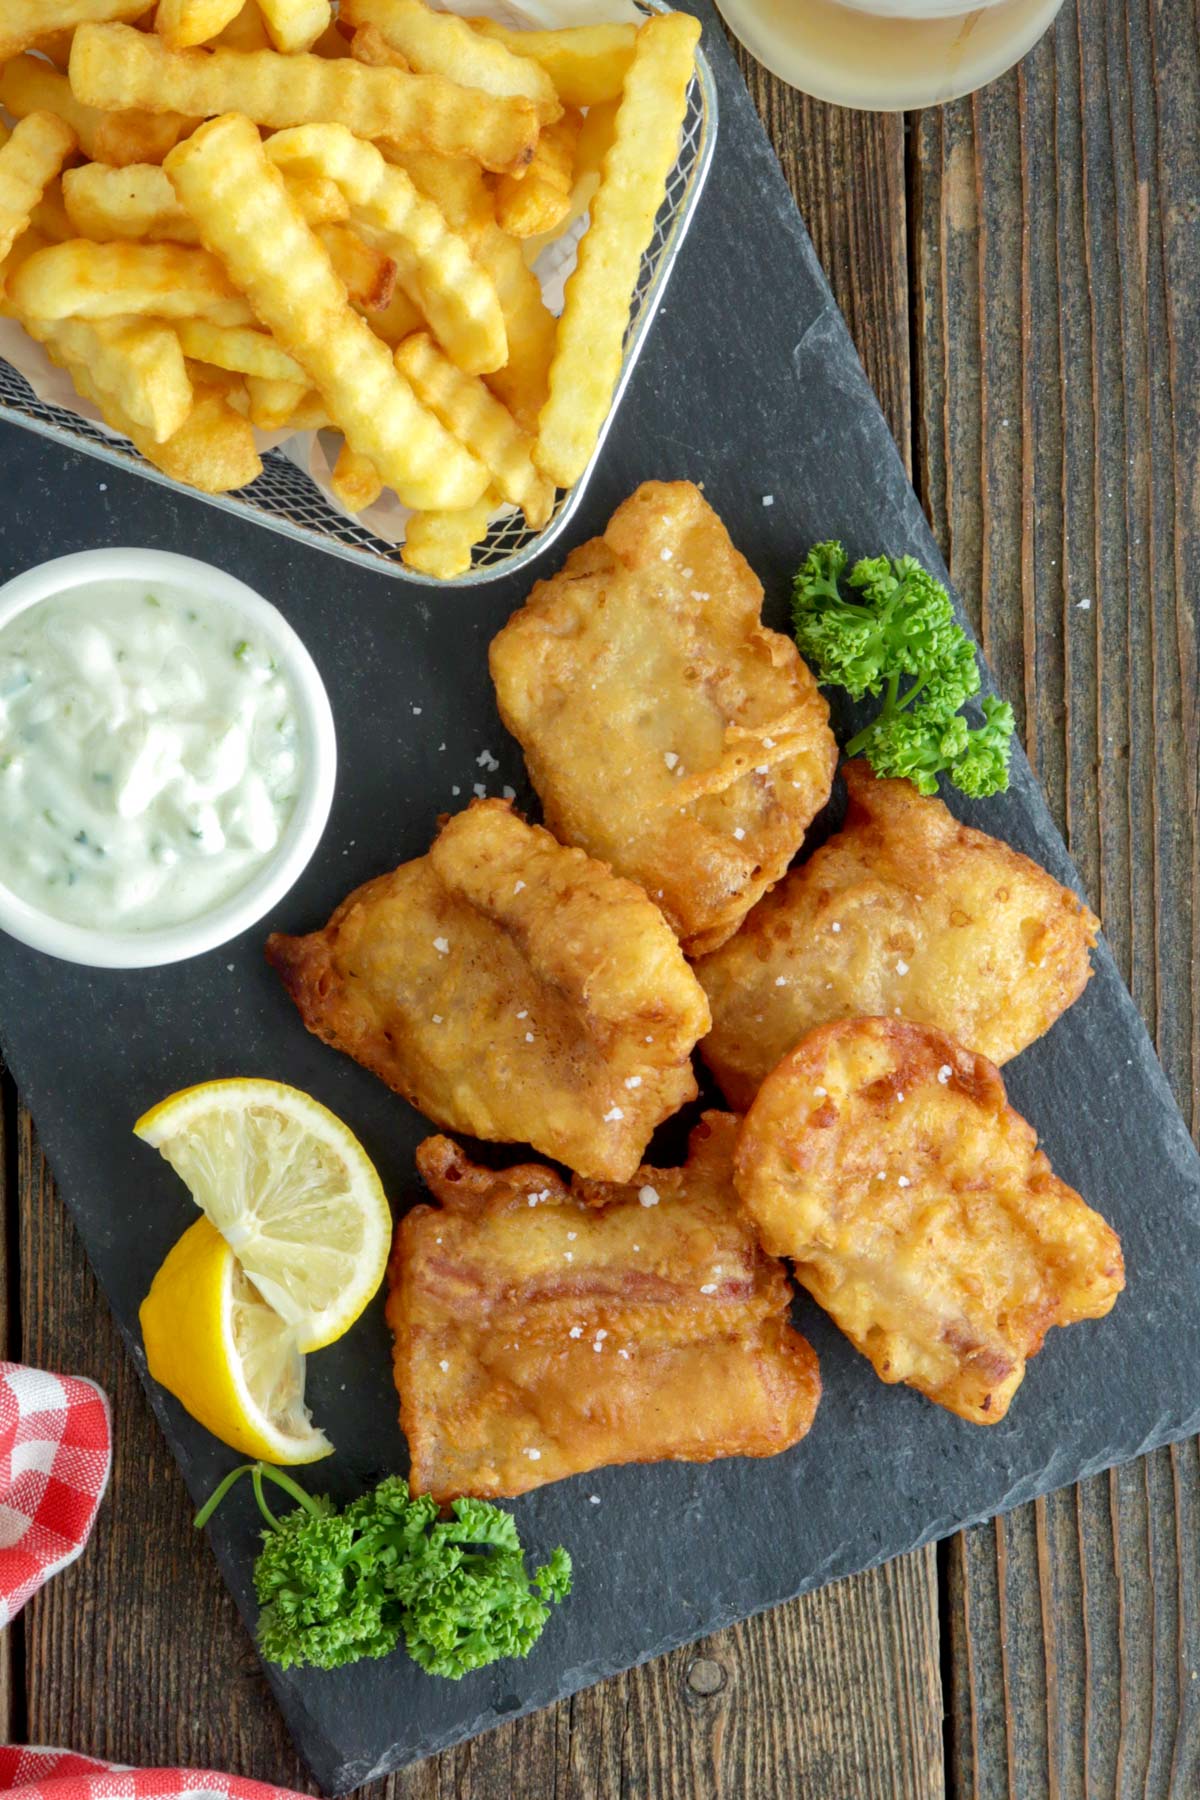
686,1657,727,1696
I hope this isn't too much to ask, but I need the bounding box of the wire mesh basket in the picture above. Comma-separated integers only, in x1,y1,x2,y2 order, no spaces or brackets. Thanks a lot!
0,11,717,587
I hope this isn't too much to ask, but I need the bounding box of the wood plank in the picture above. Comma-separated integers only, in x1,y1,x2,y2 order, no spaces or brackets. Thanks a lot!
913,0,1200,1791
0,1067,18,1745
15,63,944,1800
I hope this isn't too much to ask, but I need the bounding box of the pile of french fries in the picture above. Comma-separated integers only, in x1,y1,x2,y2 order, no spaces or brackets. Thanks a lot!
0,0,700,578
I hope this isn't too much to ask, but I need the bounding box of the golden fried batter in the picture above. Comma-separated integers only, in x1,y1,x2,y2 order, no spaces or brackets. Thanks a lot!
734,1018,1124,1424
697,761,1100,1109
489,481,838,958
387,1116,821,1499
266,799,710,1181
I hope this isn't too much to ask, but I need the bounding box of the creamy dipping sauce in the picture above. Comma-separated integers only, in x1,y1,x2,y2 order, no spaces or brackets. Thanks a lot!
0,580,302,932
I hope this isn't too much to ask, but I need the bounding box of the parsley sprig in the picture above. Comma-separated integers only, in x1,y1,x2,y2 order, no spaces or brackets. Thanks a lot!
792,542,1014,798
196,1462,571,1678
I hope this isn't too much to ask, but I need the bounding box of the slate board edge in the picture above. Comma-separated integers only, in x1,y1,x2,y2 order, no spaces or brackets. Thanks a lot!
267,1410,1200,1792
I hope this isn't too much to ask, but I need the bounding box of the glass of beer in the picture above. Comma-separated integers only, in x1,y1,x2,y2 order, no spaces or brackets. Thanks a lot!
714,0,1064,109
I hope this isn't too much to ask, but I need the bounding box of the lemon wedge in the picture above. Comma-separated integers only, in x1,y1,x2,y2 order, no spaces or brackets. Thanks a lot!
139,1216,332,1465
135,1077,392,1353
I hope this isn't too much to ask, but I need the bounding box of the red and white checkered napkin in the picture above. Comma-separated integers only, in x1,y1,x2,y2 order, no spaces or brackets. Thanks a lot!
0,1362,111,1628
0,1752,310,1800
0,1376,306,1800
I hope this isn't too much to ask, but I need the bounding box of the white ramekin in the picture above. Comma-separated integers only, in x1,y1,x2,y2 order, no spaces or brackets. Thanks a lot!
0,548,337,969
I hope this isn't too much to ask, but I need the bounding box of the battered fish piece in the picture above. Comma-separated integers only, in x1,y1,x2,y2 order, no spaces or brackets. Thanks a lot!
266,799,710,1182
698,761,1100,1109
489,480,838,958
734,1018,1124,1424
388,1116,822,1499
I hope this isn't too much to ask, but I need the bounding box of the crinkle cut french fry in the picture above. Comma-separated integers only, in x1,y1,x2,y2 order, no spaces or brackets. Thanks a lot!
30,177,74,244
383,143,491,235
311,16,354,57
155,0,245,51
9,239,256,324
388,148,546,406
214,0,270,48
573,95,619,186
175,317,306,382
0,59,96,150
32,30,77,71
473,222,555,435
278,389,329,429
245,371,309,428
132,384,264,491
27,314,193,441
495,107,579,240
287,173,350,225
358,279,422,346
257,0,330,55
330,439,383,512
401,493,493,579
0,113,78,263
383,145,551,414
182,357,246,404
0,0,149,62
0,52,192,168
165,113,489,510
316,220,397,312
467,17,637,109
395,329,553,528
344,22,407,71
0,225,50,315
218,370,251,413
516,98,619,266
71,23,540,173
63,160,201,241
535,13,699,489
62,160,349,244
66,356,263,493
266,123,505,374
342,0,560,124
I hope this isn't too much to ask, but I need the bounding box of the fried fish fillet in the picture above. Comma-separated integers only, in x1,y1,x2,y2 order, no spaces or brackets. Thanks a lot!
697,761,1100,1109
265,798,710,1182
734,1018,1124,1424
387,1115,822,1499
489,480,838,958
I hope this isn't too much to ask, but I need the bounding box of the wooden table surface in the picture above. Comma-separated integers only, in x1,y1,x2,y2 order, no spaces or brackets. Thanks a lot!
3,0,1197,1793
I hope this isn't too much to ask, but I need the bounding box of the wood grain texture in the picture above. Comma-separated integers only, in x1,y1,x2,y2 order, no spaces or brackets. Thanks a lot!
10,66,945,1800
913,0,1200,1792
0,1069,17,1746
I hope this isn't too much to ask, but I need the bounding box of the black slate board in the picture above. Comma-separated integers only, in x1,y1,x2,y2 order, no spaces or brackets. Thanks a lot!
2,7,1200,1789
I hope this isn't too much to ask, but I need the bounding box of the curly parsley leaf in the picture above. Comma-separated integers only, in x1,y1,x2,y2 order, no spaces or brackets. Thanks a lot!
195,1463,571,1679
792,544,1013,799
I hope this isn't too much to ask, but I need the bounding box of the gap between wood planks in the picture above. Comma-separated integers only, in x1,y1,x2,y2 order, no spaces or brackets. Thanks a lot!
0,1059,24,1745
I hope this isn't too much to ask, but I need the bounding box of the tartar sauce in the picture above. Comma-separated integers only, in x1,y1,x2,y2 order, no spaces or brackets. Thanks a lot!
0,580,301,932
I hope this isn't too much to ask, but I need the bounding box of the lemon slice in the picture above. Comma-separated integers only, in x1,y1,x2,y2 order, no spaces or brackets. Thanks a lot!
139,1216,332,1465
135,1077,391,1353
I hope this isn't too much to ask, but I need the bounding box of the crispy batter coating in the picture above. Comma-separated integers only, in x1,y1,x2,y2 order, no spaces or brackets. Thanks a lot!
698,762,1100,1109
265,798,710,1181
734,1018,1124,1424
387,1115,822,1498
489,481,838,958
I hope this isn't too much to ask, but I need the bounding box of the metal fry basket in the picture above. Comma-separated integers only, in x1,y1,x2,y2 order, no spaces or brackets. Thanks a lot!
0,10,718,587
